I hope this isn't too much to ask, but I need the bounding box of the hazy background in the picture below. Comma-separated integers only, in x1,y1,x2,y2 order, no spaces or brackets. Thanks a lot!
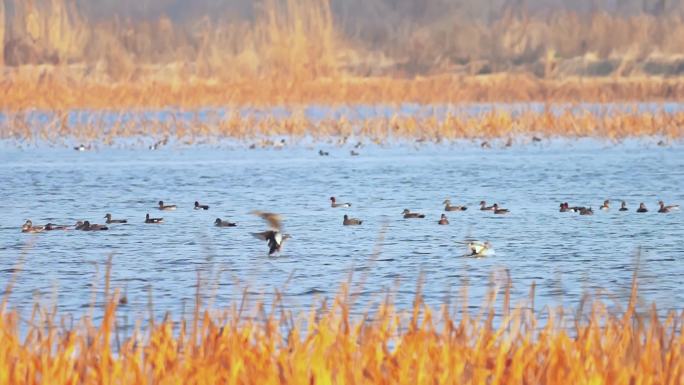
2,0,684,79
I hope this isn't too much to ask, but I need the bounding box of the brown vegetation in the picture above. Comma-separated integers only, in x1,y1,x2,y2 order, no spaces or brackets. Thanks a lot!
3,106,683,144
1,261,683,384
2,0,684,109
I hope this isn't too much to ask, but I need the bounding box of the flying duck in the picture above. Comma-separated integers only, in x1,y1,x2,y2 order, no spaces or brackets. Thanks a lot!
330,197,351,208
467,241,493,257
145,213,164,223
104,214,127,224
158,201,177,211
492,204,509,214
82,221,108,231
599,200,610,211
658,201,679,213
194,201,210,210
637,203,648,213
21,220,44,233
251,211,290,255
402,209,425,218
214,218,237,227
480,201,495,211
438,214,449,225
343,214,362,226
443,199,467,212
619,201,628,211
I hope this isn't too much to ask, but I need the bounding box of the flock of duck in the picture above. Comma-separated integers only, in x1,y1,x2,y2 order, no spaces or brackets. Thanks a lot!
19,197,679,257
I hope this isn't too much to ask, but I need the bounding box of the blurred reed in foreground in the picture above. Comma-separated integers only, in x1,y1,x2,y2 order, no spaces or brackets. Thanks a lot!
2,107,683,145
0,261,682,384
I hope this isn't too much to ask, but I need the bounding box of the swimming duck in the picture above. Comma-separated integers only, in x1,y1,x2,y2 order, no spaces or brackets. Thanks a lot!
251,211,290,255
467,241,493,257
658,201,680,213
158,201,177,211
214,218,237,227
104,214,127,224
82,221,108,231
343,214,362,226
480,201,495,211
350,150,360,156
74,221,86,230
21,220,44,233
443,199,467,212
579,207,594,216
45,223,68,231
330,197,352,208
559,203,570,212
438,214,449,225
194,201,210,210
74,144,91,152
492,204,509,214
402,209,425,219
600,200,610,211
619,201,629,211
145,213,164,223
637,203,648,213
318,150,329,156
480,141,491,149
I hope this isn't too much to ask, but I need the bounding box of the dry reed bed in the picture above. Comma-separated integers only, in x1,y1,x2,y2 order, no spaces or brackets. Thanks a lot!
0,269,682,384
4,74,684,111
2,108,684,145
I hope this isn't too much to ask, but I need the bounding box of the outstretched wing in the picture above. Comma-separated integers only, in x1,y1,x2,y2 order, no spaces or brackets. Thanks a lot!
251,211,282,231
251,231,275,241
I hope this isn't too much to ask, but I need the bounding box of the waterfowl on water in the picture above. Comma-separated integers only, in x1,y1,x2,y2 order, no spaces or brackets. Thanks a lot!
637,203,648,213
343,214,363,226
145,213,164,223
45,223,68,231
619,201,629,211
75,221,86,230
480,201,495,211
402,209,425,219
251,211,290,255
21,220,44,233
194,201,210,210
559,202,570,212
492,204,509,214
319,150,329,156
104,214,127,224
330,197,351,208
600,200,610,211
443,199,467,212
579,207,594,216
81,221,108,231
438,214,449,225
658,201,679,213
467,241,493,257
214,218,237,227
74,144,91,152
350,150,360,156
158,201,177,211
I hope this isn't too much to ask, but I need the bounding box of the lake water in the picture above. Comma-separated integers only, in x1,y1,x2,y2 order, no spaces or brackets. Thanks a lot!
0,138,683,325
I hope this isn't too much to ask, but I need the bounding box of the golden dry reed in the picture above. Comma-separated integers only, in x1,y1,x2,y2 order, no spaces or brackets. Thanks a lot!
4,0,684,110
0,263,682,385
2,107,684,144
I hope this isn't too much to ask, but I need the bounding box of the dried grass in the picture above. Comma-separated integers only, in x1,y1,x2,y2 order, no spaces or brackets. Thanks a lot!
1,261,682,384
